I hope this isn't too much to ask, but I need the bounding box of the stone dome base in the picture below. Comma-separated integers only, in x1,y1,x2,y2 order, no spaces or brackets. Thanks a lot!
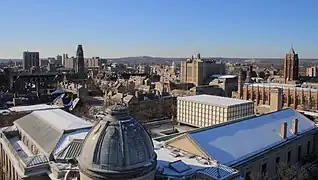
79,169,156,180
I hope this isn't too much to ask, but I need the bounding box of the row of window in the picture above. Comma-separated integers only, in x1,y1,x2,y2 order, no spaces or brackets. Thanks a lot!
245,141,311,180
247,92,318,107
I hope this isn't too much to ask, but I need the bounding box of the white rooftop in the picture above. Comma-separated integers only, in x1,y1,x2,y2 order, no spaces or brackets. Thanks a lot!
178,95,253,107
154,140,240,179
211,74,237,79
31,109,92,132
9,104,61,112
189,108,317,166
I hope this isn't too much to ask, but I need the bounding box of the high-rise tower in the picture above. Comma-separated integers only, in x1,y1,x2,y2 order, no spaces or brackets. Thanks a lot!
23,51,39,71
76,45,85,79
283,47,299,83
245,65,252,83
238,68,243,99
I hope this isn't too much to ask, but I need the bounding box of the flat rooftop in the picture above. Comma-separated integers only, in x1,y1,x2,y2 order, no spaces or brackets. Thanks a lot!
9,104,61,112
178,95,253,107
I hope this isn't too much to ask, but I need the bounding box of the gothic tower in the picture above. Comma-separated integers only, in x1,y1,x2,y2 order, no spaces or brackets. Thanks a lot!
284,47,299,83
76,44,85,79
245,65,252,83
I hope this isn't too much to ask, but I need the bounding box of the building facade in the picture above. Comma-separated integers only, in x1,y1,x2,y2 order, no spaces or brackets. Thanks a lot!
64,57,76,70
306,66,318,77
177,95,254,127
62,54,68,66
23,51,39,71
180,53,226,85
55,55,62,66
85,57,99,68
283,48,299,83
160,108,318,179
235,83,318,112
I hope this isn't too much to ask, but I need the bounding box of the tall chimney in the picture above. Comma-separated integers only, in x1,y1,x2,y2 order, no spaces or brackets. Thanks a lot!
292,118,298,135
281,121,288,139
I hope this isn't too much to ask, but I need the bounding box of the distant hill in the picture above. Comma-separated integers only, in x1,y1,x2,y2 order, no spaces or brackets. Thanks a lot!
0,59,22,63
1,56,318,66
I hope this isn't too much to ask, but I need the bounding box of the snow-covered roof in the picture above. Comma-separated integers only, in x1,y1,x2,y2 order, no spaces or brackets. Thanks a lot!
211,74,237,79
188,108,316,166
154,140,241,180
178,95,253,108
31,109,92,132
14,109,92,156
9,104,61,112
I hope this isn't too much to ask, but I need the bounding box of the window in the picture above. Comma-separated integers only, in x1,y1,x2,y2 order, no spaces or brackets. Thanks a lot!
276,156,280,173
245,171,251,180
287,150,292,164
307,141,311,155
276,156,280,164
261,163,267,176
298,145,302,161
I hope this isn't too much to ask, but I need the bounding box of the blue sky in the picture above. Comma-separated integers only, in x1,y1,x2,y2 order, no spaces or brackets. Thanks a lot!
0,0,318,58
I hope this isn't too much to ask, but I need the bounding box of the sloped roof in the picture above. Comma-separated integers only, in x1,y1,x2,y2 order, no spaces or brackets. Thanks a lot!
23,155,48,167
188,108,316,166
14,109,92,156
55,139,83,161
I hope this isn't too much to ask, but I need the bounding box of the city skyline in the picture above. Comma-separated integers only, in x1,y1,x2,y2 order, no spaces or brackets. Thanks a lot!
1,0,318,59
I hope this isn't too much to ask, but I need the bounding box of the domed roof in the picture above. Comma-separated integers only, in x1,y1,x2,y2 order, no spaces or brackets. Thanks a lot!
78,105,157,179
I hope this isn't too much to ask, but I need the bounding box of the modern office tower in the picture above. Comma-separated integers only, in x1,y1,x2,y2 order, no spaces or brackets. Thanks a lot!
283,47,299,82
56,54,62,65
23,51,39,71
62,53,69,66
177,94,254,127
76,45,85,79
64,57,76,69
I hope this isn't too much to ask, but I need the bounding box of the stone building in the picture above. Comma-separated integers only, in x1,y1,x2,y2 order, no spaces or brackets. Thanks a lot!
180,53,226,85
157,108,318,179
0,105,242,180
306,66,318,77
78,105,157,180
283,47,299,83
234,83,318,112
177,95,254,128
